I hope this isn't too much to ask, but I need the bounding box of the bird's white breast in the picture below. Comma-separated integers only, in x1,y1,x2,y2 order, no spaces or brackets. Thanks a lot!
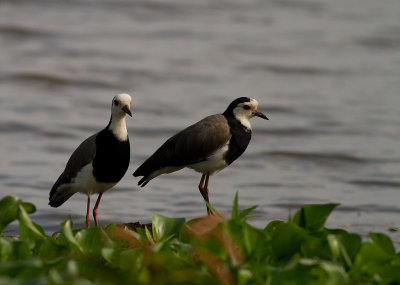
188,142,229,175
72,163,116,194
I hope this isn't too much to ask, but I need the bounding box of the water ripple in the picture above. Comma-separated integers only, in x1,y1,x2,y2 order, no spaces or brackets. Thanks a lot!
265,151,366,163
3,73,119,89
0,121,40,134
356,27,400,50
348,180,400,188
241,63,349,77
0,25,53,38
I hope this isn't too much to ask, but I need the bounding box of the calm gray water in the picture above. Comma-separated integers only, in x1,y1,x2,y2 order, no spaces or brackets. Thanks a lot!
1,0,400,245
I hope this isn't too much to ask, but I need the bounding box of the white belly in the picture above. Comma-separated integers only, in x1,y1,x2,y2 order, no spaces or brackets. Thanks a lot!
72,163,116,195
188,143,229,175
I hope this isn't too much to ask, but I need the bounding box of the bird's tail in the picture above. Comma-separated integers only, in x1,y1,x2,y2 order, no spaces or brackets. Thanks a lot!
137,176,150,187
49,173,76,207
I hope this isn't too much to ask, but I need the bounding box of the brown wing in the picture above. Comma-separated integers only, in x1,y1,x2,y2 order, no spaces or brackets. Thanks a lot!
133,114,231,177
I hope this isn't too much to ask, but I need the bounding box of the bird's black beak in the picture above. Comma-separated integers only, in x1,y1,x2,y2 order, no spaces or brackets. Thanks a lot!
122,105,132,117
253,110,268,120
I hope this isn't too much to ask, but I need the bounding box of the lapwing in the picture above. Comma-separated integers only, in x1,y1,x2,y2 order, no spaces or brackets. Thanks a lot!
133,97,268,215
49,93,132,227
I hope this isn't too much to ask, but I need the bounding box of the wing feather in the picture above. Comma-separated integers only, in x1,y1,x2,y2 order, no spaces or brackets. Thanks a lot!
134,114,231,178
49,134,97,206
64,134,97,178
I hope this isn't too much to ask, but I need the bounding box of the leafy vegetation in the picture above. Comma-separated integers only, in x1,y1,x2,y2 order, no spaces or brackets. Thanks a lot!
0,195,399,285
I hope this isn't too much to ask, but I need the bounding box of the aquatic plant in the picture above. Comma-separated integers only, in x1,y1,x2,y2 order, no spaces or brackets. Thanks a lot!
0,194,399,284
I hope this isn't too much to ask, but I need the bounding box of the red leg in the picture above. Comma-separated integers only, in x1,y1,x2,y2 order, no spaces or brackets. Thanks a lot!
93,193,103,227
204,174,212,215
86,196,91,228
198,174,206,198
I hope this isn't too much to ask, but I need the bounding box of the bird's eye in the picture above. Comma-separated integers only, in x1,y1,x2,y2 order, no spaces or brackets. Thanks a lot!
243,105,251,110
114,100,119,106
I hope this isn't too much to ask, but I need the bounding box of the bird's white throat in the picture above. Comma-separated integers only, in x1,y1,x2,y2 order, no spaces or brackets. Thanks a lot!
109,115,128,141
233,112,252,130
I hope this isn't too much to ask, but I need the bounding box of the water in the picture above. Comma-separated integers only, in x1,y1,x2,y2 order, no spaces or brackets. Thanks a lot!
1,0,400,245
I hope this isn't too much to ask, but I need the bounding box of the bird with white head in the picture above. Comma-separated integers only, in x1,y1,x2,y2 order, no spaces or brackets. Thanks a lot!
49,93,132,227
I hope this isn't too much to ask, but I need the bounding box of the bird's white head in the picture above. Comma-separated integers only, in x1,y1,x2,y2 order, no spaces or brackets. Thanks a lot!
112,93,132,118
228,97,268,129
109,93,132,141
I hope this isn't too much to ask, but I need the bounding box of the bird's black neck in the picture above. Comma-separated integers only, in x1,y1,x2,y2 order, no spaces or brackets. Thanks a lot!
223,113,252,165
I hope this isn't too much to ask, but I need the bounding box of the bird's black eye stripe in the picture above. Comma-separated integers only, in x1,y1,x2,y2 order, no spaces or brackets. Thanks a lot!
114,100,119,106
243,105,251,110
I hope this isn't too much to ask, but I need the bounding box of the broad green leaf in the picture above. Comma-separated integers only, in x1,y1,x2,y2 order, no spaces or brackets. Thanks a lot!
326,229,361,267
37,238,68,262
152,214,185,242
292,203,339,231
269,222,310,260
327,234,356,268
0,196,36,234
353,243,400,283
178,217,202,243
17,205,45,241
241,224,267,257
75,227,113,255
264,220,284,233
60,218,83,252
354,242,391,266
369,232,396,255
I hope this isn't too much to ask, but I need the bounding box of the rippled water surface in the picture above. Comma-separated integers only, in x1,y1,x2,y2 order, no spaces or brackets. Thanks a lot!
1,0,400,244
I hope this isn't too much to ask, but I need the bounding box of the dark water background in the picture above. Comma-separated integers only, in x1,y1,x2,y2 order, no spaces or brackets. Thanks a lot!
1,0,399,245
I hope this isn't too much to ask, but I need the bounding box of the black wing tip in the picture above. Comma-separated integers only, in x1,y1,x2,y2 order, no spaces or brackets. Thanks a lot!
137,176,149,187
48,199,63,208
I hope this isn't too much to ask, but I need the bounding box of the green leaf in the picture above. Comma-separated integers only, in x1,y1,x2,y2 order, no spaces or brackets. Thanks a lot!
325,231,361,269
231,192,258,222
17,205,45,241
239,205,258,220
203,200,218,216
152,214,185,242
354,242,391,266
0,258,43,278
264,220,284,233
232,192,239,221
0,238,32,262
369,232,395,255
0,196,36,234
75,227,113,255
292,203,339,231
101,247,115,263
353,242,400,283
319,260,349,284
241,224,267,257
60,218,83,252
269,222,310,260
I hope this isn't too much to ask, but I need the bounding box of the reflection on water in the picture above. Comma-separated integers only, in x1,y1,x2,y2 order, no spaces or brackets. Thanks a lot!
0,0,399,245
